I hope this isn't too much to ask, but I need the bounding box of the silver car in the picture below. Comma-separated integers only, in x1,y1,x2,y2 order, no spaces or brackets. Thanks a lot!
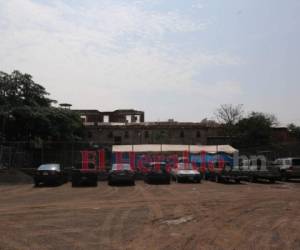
171,163,201,183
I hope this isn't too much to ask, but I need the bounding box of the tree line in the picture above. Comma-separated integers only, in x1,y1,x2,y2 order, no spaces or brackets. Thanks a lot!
215,104,300,147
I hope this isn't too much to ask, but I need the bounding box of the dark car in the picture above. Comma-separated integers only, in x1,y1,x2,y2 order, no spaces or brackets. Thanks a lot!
108,164,135,186
34,163,67,186
71,162,98,187
209,162,248,184
144,162,171,184
240,159,280,183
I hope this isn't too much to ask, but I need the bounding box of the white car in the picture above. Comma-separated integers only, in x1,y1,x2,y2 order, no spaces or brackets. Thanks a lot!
171,163,201,183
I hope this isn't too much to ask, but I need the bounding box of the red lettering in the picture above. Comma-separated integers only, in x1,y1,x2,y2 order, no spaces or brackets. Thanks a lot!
98,149,105,171
81,151,96,170
129,152,135,171
200,151,207,173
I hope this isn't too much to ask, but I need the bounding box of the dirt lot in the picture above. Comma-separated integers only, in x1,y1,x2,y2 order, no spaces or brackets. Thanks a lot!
0,180,300,250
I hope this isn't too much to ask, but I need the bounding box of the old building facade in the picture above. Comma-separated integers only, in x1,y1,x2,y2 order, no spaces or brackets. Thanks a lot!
75,109,226,145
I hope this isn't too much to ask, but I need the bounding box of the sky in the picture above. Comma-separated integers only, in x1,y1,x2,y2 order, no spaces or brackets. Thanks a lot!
0,0,299,125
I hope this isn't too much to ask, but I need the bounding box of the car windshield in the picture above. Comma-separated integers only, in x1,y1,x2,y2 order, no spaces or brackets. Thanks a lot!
147,162,167,170
38,164,60,171
177,163,194,170
292,159,300,166
112,164,131,170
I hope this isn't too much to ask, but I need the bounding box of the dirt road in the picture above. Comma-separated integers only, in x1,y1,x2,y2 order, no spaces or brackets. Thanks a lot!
0,181,300,250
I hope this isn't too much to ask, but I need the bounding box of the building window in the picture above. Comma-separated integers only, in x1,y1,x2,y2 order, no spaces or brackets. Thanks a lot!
108,131,113,138
145,131,149,138
196,131,201,138
80,115,87,123
103,115,110,123
124,131,129,138
180,131,185,138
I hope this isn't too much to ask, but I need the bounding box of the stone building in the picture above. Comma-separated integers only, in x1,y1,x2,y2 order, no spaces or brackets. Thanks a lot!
74,109,144,125
74,109,293,147
75,109,226,145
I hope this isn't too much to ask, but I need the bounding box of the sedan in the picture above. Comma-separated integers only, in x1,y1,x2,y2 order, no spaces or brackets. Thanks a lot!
34,163,67,186
108,164,135,186
144,162,171,184
171,163,201,183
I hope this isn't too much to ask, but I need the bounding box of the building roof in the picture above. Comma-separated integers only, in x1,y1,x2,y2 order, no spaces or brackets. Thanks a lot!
112,144,238,154
73,109,101,113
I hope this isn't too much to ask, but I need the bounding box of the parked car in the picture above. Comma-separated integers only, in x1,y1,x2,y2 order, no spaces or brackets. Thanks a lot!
108,163,135,185
171,163,201,183
240,159,280,183
34,163,67,186
274,158,300,181
144,162,171,184
72,162,98,187
208,162,248,184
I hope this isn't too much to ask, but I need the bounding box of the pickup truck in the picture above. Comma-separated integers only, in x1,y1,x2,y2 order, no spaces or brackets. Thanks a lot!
240,159,280,183
208,162,248,183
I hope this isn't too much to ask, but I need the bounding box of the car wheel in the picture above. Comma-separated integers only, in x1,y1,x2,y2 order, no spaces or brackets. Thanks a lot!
235,179,240,184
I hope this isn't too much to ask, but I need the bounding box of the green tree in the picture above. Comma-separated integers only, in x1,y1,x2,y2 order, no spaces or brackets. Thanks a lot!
0,70,54,107
287,123,300,140
236,112,276,147
0,70,83,142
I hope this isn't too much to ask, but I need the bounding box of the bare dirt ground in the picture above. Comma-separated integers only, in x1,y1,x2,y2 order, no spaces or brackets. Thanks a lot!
0,180,300,250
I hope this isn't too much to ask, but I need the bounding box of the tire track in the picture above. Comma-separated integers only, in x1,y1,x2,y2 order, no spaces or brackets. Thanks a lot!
135,185,163,219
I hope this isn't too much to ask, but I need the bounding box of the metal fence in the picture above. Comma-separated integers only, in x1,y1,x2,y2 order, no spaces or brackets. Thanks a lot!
0,141,112,169
0,141,300,169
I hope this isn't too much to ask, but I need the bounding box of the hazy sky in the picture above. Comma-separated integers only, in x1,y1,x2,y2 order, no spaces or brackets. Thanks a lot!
0,0,299,125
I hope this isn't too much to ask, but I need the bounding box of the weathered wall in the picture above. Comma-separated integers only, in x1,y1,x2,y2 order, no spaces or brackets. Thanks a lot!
85,124,224,145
